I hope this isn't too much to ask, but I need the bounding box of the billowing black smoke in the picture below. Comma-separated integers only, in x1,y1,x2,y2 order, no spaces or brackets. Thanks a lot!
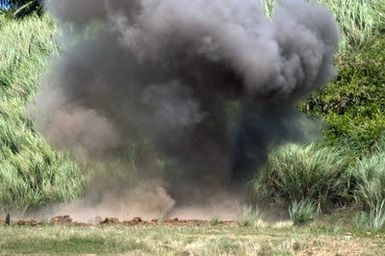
32,0,339,210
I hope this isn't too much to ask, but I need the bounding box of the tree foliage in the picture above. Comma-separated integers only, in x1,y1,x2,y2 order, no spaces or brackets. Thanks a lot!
300,35,385,153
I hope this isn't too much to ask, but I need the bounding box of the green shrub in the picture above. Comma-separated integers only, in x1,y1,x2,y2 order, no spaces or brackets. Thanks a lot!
251,144,351,209
289,199,317,225
298,1,385,154
301,35,385,154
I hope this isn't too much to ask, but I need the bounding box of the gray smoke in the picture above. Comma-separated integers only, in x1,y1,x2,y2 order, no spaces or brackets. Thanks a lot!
32,0,339,208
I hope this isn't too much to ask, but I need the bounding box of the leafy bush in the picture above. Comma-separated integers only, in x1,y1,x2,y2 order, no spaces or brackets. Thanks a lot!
289,199,317,225
301,35,385,154
251,144,351,209
298,0,385,154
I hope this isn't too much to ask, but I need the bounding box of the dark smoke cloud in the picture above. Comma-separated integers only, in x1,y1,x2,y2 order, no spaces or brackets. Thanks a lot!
32,0,339,209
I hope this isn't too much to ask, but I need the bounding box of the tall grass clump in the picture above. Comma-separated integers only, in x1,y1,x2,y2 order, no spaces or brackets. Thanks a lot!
238,206,264,228
0,15,85,213
319,0,385,51
349,137,385,231
251,144,351,209
355,201,385,232
261,0,385,52
352,156,385,211
262,0,276,18
351,139,385,211
289,199,317,225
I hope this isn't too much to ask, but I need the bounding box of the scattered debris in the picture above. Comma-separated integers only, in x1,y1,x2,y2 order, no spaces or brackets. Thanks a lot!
16,220,43,226
49,215,73,225
0,215,236,227
100,217,120,225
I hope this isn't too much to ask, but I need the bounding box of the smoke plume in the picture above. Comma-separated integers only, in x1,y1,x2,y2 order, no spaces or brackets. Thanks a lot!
31,0,339,218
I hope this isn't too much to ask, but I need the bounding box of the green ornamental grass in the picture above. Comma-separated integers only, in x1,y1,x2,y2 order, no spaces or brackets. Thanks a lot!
252,143,351,209
0,15,84,214
289,199,318,225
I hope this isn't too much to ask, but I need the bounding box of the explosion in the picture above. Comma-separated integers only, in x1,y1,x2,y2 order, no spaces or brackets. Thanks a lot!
31,0,339,219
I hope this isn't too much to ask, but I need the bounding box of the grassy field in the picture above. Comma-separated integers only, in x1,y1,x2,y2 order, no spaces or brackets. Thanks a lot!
1,220,385,255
